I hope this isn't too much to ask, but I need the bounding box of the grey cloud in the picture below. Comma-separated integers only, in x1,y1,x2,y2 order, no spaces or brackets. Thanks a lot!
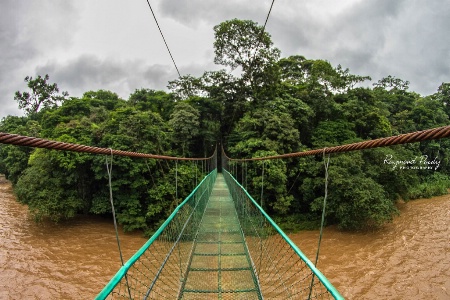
0,53,182,119
35,54,180,100
0,1,78,60
0,0,80,119
331,0,449,94
143,65,174,88
157,0,267,28
324,1,406,64
271,0,448,95
266,5,321,57
38,55,128,89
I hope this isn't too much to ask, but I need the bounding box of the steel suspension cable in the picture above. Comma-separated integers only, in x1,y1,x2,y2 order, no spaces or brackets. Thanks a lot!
145,0,181,77
248,0,276,73
262,0,276,29
228,0,277,75
251,0,276,61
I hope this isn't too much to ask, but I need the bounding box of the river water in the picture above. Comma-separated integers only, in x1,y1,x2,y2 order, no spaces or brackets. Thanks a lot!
290,195,450,299
1,175,449,299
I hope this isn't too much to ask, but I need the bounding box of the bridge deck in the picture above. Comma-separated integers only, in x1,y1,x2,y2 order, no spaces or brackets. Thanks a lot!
180,174,262,299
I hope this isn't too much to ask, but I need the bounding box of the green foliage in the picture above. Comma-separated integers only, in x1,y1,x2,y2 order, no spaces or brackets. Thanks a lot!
229,151,293,215
129,89,175,120
169,102,200,157
15,149,84,222
434,82,450,116
301,153,398,230
274,213,322,232
339,88,392,139
14,74,68,115
0,145,32,184
228,107,301,155
311,120,358,148
0,117,39,184
407,173,450,199
362,147,418,201
213,19,280,73
373,75,410,91
410,97,448,130
328,175,397,230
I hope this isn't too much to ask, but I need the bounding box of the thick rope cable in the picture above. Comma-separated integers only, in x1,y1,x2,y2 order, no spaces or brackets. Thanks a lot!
106,149,132,300
222,125,450,161
0,132,214,161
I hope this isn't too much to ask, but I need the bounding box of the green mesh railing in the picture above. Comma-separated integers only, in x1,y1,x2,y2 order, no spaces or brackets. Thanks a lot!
180,173,263,299
96,170,217,300
223,169,344,300
97,168,343,299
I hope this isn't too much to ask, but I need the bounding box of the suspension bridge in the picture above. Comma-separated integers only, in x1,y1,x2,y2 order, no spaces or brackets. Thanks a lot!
1,125,450,299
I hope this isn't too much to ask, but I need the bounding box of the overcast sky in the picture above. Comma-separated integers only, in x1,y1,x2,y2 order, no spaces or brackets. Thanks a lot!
1,0,449,119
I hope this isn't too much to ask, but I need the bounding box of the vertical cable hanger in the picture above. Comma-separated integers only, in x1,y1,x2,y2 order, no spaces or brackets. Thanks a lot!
175,160,179,203
245,161,248,190
145,159,157,188
314,149,330,266
241,162,244,186
260,161,265,209
308,148,331,299
106,149,132,299
195,160,198,187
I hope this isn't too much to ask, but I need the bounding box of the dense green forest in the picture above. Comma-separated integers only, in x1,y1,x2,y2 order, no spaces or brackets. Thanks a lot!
1,19,449,234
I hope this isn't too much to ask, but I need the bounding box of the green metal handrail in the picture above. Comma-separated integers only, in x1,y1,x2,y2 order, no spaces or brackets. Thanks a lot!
96,169,217,299
223,169,344,299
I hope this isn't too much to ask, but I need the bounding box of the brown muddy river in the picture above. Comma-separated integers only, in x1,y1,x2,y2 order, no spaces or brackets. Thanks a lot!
1,175,449,299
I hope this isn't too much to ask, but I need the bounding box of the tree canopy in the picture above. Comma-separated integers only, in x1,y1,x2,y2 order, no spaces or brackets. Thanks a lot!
1,19,449,233
14,74,68,116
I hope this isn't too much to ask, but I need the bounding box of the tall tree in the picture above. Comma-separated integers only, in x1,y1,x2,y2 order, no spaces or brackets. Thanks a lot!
434,82,450,117
169,102,200,157
373,75,410,91
213,19,281,103
213,19,280,73
14,74,68,115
